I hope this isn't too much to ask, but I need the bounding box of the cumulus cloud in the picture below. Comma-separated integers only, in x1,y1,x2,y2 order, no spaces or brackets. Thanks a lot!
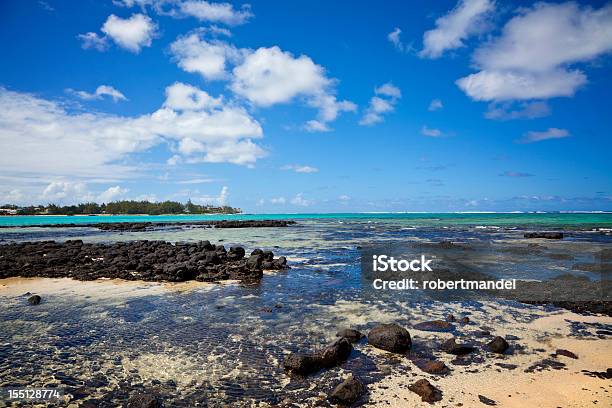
420,0,494,58
177,1,252,25
291,193,312,207
518,128,570,144
170,31,245,80
194,185,229,205
117,0,253,25
359,83,401,126
163,82,222,110
428,99,443,111
457,2,612,101
67,85,128,102
0,85,264,189
102,13,157,52
230,46,355,130
78,32,109,51
303,120,331,133
421,126,443,137
98,185,129,202
281,164,319,173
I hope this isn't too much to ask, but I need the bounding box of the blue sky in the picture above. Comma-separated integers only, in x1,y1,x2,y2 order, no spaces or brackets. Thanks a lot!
0,0,611,212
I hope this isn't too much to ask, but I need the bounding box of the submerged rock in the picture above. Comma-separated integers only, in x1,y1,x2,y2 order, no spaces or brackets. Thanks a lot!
524,232,564,239
283,354,321,375
284,337,353,375
328,375,366,405
319,338,352,368
408,379,442,403
27,295,41,305
413,320,454,332
368,323,411,353
554,349,578,359
440,338,476,355
336,328,364,343
487,336,509,354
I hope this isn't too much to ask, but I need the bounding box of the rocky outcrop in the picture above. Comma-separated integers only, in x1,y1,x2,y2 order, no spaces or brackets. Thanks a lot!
440,338,476,355
368,324,411,353
328,375,366,405
0,240,288,282
0,219,297,231
487,336,509,354
413,320,454,332
524,232,564,239
27,295,41,305
408,379,442,403
335,328,364,343
284,338,353,376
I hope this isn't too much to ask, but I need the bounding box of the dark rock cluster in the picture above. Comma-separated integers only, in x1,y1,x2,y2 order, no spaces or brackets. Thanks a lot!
524,231,564,239
284,337,353,376
0,219,296,231
0,240,288,282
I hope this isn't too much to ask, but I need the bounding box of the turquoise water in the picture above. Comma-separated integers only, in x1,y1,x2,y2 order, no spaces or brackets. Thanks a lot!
1,212,612,227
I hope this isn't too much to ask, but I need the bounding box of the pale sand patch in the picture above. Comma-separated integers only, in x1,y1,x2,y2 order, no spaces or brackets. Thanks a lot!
0,277,236,303
367,310,612,407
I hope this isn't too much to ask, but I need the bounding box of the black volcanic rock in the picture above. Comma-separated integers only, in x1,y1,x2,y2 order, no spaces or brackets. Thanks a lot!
0,240,288,283
524,232,564,239
328,375,366,405
487,336,510,354
27,295,41,305
368,323,411,353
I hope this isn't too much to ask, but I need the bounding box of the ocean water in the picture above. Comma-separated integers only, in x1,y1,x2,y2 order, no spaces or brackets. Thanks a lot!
1,212,612,227
0,215,611,406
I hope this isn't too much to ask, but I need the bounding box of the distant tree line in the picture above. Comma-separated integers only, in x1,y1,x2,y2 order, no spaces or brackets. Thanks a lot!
0,200,241,216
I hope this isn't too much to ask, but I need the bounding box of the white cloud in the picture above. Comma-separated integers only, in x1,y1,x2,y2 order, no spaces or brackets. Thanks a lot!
176,178,216,184
457,2,612,101
290,193,312,207
388,27,410,52
304,120,331,133
116,0,253,25
456,69,586,101
78,32,109,51
163,82,222,110
231,46,328,106
270,197,286,204
101,13,157,53
421,126,443,137
178,1,252,25
0,85,264,190
194,185,229,205
98,185,129,202
428,99,443,111
420,0,494,58
229,46,355,131
359,83,401,126
485,101,550,120
338,195,351,201
519,128,570,143
67,85,128,102
170,31,244,80
42,181,88,202
281,165,319,174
